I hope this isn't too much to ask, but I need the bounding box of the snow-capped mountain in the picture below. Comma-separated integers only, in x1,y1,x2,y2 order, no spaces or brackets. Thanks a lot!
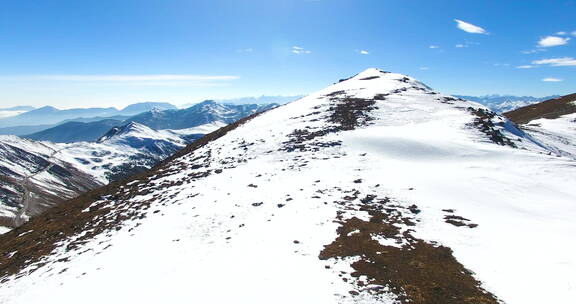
0,69,574,303
505,93,576,158
125,100,278,130
58,122,190,183
22,101,277,143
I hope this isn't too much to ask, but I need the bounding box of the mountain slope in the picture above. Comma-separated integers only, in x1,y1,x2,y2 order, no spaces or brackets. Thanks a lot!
0,136,102,228
504,93,576,124
0,69,574,304
504,93,576,158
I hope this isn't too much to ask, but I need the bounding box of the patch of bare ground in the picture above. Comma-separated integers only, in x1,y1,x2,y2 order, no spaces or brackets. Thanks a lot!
282,91,378,152
320,193,499,304
0,111,266,280
444,214,478,228
504,93,576,125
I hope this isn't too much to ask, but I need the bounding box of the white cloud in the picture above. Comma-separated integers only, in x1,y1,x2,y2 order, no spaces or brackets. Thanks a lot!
454,19,488,34
419,67,430,70
556,31,567,35
429,45,439,49
236,48,253,53
532,57,576,66
542,77,563,82
516,65,534,69
538,36,570,47
572,31,576,37
292,46,311,54
455,44,466,48
359,50,369,55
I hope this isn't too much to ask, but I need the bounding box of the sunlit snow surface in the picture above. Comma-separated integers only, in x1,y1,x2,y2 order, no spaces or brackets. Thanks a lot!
1,69,575,303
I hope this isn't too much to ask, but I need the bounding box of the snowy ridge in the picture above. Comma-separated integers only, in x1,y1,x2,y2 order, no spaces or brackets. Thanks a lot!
0,69,574,303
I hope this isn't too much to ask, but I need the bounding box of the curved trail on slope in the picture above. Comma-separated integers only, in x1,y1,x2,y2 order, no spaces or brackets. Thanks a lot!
14,146,66,226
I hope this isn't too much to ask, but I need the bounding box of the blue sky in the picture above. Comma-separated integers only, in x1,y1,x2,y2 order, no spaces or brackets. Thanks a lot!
0,0,575,108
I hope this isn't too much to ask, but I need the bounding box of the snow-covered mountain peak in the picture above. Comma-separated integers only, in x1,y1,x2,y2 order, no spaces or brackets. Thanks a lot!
97,122,162,143
317,68,438,104
196,100,234,115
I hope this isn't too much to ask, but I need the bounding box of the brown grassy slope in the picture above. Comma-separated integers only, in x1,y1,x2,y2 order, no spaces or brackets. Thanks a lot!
504,93,576,124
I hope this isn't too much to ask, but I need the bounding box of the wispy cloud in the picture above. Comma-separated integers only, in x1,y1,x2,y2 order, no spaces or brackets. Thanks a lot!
292,46,311,54
532,57,576,66
454,19,488,34
0,74,240,87
542,77,563,82
419,67,430,70
538,36,570,47
358,50,369,55
429,45,439,49
516,65,534,69
521,49,546,54
573,31,576,37
18,74,240,82
556,31,567,35
236,48,254,53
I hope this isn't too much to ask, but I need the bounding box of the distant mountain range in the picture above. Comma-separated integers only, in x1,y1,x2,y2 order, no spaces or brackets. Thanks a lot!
0,102,177,128
454,94,559,113
22,101,278,143
180,95,303,108
127,101,278,130
0,106,36,112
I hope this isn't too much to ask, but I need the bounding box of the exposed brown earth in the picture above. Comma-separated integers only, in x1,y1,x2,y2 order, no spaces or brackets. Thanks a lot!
320,192,499,304
282,90,377,152
504,93,576,124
